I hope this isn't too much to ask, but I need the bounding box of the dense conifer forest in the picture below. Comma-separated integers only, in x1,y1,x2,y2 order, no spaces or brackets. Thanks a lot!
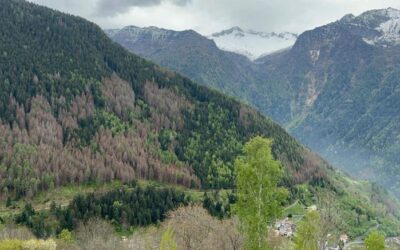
15,185,188,237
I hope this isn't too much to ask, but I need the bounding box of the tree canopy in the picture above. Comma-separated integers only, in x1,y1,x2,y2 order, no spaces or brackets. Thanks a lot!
294,210,322,250
233,136,288,250
364,231,386,250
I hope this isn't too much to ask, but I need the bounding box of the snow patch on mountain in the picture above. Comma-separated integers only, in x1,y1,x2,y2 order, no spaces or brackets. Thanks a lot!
209,27,297,60
342,7,400,47
376,18,400,44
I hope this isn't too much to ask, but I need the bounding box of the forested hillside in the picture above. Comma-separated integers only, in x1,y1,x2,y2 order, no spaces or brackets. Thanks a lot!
1,1,400,246
0,0,316,199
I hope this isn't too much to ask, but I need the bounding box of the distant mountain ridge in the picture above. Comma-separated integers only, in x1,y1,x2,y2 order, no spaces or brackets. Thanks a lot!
209,26,298,60
105,25,298,61
105,25,265,102
105,26,211,58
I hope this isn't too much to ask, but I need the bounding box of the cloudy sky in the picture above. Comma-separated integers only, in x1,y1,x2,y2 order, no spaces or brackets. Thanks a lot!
29,0,400,34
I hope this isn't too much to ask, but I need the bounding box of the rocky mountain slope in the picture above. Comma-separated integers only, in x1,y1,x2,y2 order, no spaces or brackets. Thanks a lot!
258,7,400,197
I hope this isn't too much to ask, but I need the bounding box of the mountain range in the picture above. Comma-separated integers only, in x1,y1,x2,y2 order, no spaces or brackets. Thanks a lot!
104,25,264,102
106,7,400,197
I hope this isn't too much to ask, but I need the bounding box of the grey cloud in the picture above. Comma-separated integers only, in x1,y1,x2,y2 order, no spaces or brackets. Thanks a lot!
172,0,191,6
97,0,191,16
29,0,400,34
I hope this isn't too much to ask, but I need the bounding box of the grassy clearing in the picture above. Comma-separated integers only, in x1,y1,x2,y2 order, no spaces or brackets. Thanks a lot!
0,181,133,218
284,200,306,219
0,180,207,219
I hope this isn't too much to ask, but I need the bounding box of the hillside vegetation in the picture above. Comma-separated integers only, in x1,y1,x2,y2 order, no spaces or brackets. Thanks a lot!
0,1,399,247
0,0,312,199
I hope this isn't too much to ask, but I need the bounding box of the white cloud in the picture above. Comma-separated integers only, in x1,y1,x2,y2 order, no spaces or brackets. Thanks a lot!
29,0,400,34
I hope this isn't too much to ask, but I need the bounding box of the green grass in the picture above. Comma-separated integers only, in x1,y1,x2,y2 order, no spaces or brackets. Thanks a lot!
284,200,306,218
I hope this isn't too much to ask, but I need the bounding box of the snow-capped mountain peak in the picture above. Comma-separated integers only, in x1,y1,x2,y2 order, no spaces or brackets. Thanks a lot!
340,7,400,46
209,27,298,60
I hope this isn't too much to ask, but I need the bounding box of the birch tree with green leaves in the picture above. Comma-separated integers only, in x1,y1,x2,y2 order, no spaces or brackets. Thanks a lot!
233,136,288,250
294,210,322,250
